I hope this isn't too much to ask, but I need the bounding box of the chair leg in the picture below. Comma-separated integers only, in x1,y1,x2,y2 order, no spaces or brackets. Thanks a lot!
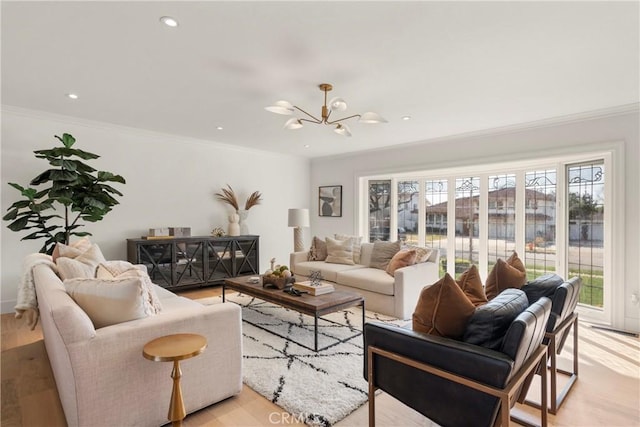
550,315,579,414
368,347,376,427
524,314,578,414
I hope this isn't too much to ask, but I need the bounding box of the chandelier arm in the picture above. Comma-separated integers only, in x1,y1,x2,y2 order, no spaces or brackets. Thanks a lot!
326,114,362,125
293,106,322,124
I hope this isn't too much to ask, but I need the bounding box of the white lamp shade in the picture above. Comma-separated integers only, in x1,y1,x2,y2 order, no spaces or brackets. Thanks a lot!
265,100,294,115
284,118,303,129
329,97,347,111
358,111,388,124
288,208,310,227
334,123,352,137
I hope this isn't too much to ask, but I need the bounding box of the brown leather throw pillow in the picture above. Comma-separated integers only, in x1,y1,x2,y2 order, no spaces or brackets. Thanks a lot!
484,252,527,300
456,265,488,307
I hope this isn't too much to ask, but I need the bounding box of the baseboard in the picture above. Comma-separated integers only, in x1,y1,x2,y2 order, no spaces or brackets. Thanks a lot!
1,299,17,315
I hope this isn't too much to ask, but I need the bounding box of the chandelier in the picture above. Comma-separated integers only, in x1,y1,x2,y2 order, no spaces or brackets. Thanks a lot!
265,83,387,137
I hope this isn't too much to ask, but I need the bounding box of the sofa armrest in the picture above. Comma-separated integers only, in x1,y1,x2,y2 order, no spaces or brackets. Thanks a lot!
364,322,514,427
393,260,439,319
63,302,242,427
290,251,309,274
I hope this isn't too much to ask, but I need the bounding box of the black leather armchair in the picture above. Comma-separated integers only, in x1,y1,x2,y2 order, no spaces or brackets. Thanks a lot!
364,296,552,427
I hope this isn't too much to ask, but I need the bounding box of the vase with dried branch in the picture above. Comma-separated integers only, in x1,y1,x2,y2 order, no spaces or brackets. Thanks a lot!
215,185,262,235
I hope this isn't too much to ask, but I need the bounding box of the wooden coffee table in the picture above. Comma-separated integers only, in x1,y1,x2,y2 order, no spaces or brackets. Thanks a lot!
223,276,364,351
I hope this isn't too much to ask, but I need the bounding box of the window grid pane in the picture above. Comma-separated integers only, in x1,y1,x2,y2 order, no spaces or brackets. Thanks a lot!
524,170,557,279
425,179,448,276
454,177,480,274
487,174,517,273
369,180,391,242
568,163,604,308
398,180,419,244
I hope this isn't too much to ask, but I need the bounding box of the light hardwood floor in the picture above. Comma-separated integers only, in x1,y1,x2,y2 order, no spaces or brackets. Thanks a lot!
2,286,639,427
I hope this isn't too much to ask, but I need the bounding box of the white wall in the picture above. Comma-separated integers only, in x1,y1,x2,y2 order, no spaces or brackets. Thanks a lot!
310,108,640,333
1,107,311,313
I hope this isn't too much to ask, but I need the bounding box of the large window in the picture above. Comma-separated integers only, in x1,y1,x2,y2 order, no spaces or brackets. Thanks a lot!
362,155,609,314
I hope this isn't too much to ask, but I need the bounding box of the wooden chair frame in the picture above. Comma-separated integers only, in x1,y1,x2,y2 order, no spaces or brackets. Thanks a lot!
367,344,548,427
524,312,578,414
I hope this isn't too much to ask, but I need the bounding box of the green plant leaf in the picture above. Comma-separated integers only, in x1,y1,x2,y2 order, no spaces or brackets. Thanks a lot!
8,182,25,192
2,209,19,221
61,133,75,148
7,216,29,231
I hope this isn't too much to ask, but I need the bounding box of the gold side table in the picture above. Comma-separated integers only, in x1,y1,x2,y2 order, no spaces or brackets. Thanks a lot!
143,333,207,426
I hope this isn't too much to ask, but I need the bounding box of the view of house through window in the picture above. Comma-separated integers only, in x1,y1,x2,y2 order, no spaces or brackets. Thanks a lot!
364,157,607,311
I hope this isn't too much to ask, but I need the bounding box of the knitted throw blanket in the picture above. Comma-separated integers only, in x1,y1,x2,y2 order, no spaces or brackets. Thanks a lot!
15,253,57,330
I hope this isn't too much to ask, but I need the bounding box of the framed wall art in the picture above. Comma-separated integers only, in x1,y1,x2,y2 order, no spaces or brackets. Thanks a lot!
319,185,342,217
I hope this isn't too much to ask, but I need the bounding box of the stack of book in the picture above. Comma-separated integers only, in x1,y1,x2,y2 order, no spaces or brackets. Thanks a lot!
293,281,335,296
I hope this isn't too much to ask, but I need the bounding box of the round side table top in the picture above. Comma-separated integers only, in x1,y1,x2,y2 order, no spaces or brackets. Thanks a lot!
143,333,207,362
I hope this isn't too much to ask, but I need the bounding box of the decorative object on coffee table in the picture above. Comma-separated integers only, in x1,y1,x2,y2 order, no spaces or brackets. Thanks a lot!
288,208,310,252
211,227,225,237
143,333,207,427
309,270,323,286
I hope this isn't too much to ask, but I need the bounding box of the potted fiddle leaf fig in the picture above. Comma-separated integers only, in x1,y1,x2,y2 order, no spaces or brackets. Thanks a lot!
3,133,126,254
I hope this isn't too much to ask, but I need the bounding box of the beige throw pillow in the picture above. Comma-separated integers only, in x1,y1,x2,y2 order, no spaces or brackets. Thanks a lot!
402,244,433,263
57,244,106,280
96,261,162,313
325,237,355,265
52,237,92,262
335,234,363,264
369,240,401,270
308,236,328,261
386,249,417,277
65,277,155,328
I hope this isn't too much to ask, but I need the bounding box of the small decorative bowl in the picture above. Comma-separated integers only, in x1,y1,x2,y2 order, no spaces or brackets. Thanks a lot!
262,274,295,289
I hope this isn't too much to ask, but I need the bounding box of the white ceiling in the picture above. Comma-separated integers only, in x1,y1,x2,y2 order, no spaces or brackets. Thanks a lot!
2,1,638,158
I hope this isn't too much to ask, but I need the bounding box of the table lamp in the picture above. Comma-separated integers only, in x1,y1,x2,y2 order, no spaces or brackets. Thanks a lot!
288,208,310,252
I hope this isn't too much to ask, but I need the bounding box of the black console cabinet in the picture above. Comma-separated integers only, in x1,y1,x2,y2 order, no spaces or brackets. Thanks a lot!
127,235,259,289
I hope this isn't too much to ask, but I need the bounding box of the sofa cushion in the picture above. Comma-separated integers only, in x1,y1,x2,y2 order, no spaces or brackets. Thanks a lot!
335,234,363,264
369,240,401,270
462,288,529,350
484,252,527,300
386,249,417,277
521,273,564,306
456,265,488,307
325,237,355,265
336,268,395,296
56,244,107,280
64,277,157,328
293,260,363,282
359,243,374,266
412,273,476,339
308,236,328,261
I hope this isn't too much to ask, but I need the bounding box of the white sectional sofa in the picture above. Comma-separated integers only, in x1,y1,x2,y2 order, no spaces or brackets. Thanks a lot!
291,243,440,319
31,257,242,427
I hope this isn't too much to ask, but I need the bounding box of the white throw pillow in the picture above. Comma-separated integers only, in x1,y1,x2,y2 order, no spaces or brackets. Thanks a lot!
57,244,106,280
325,237,355,265
335,234,363,264
65,277,155,328
52,237,92,262
96,261,162,313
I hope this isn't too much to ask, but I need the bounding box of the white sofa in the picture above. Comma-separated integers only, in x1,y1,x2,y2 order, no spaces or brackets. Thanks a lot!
32,259,242,427
291,243,440,319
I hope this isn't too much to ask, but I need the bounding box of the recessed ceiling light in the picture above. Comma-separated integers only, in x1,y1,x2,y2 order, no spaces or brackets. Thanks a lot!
304,145,310,148
216,126,223,131
160,16,179,27
402,116,411,121
66,93,78,100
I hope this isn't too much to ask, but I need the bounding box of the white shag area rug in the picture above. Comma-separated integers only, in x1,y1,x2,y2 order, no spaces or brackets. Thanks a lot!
199,293,405,427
